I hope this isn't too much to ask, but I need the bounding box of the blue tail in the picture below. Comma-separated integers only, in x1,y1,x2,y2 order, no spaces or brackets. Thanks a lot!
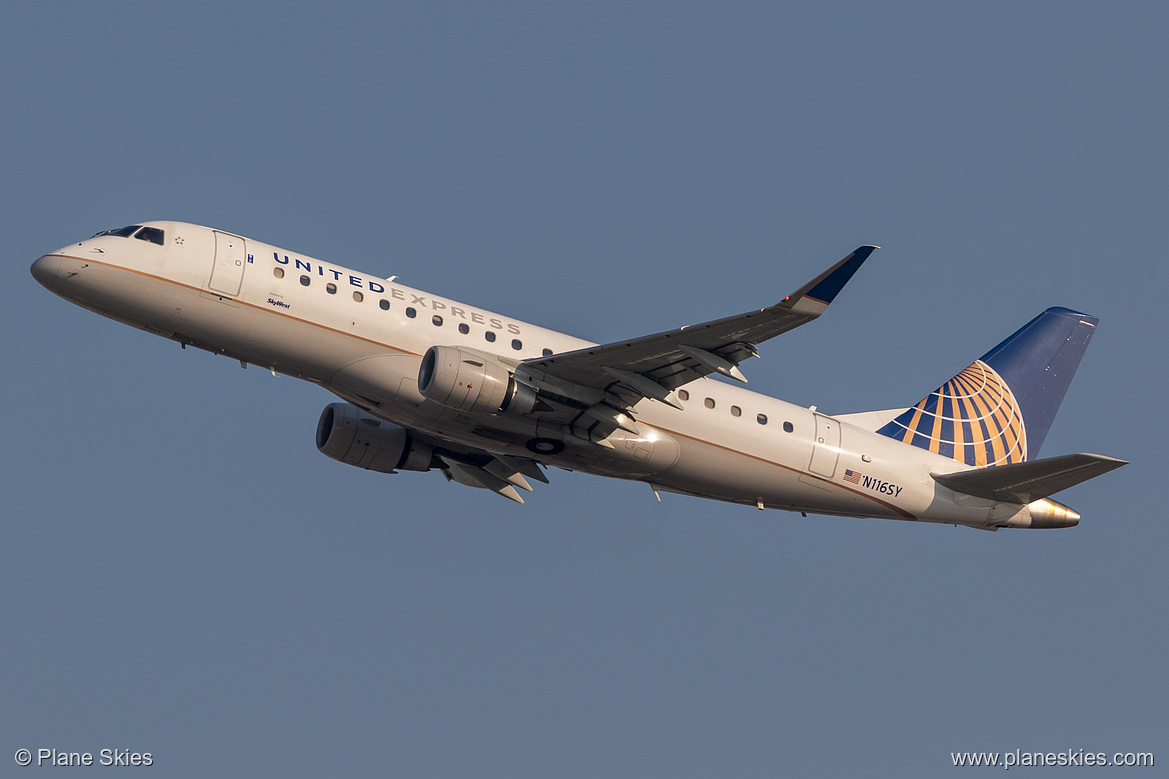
875,307,1099,465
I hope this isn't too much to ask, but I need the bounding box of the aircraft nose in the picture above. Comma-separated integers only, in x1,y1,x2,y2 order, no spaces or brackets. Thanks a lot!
30,254,61,287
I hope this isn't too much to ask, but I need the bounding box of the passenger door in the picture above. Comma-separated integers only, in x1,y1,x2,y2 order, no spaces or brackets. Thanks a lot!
809,413,840,478
209,231,246,297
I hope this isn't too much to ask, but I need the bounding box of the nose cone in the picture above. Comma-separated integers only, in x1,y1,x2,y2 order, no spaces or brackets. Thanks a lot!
30,254,61,288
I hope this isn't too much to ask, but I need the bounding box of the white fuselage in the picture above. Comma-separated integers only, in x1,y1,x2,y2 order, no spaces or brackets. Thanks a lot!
32,221,1058,529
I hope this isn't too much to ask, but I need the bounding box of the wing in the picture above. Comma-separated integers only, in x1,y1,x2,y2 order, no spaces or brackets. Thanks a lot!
515,246,877,422
421,433,550,504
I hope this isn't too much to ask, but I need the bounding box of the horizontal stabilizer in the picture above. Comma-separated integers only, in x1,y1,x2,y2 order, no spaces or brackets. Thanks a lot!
932,453,1127,503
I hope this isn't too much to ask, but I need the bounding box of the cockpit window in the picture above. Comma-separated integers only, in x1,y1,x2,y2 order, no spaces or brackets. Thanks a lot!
134,227,165,245
91,225,164,245
94,225,143,238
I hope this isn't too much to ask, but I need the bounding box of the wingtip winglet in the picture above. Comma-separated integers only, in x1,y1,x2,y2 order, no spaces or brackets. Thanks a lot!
786,245,878,308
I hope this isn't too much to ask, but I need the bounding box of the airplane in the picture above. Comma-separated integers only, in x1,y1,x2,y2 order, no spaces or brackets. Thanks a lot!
30,221,1126,530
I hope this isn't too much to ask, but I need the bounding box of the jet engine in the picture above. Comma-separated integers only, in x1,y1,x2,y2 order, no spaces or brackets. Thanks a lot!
417,345,538,415
316,403,434,473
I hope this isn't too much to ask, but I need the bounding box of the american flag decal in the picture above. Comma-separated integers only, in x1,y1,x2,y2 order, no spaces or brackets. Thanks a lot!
843,469,862,484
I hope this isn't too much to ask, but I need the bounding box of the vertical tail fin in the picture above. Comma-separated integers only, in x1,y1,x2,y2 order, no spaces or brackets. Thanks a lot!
875,307,1099,465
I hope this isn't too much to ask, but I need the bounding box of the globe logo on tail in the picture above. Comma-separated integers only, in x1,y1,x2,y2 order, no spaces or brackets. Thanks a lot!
877,360,1027,466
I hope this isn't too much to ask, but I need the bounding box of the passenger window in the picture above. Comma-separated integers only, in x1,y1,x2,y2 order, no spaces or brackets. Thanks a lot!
757,413,768,425
406,307,417,318
326,283,337,295
783,421,794,433
432,315,443,326
485,331,496,342
353,291,363,303
731,405,741,417
134,227,165,245
458,323,470,335
678,389,689,401
542,348,553,356
299,275,310,286
379,299,390,310
273,267,285,279
704,398,715,409
511,339,522,351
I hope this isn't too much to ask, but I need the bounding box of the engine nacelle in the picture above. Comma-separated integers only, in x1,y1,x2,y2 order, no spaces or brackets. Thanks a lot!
315,403,433,473
417,345,538,415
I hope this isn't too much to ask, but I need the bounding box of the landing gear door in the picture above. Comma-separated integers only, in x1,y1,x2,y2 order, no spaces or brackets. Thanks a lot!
809,413,840,478
209,231,246,297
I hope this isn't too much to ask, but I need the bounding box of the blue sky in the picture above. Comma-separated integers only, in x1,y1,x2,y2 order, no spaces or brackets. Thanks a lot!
3,2,1165,776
